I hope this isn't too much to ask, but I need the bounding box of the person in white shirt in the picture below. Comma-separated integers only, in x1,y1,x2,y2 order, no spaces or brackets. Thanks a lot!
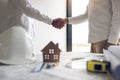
0,0,64,64
0,0,53,33
53,0,120,53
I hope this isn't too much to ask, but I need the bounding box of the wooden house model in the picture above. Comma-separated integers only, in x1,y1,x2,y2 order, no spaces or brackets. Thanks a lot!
41,41,61,63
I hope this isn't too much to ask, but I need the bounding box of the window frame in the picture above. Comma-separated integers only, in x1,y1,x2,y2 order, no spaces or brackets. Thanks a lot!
66,0,72,52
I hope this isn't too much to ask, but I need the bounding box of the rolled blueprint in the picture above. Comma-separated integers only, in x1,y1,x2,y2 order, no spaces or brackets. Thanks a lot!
108,46,120,59
104,50,120,80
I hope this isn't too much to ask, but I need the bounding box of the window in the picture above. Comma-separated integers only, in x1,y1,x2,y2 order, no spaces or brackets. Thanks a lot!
53,55,59,59
49,49,54,54
45,55,49,59
67,0,90,52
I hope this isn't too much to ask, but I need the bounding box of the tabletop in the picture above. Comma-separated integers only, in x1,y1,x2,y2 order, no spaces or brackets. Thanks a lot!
0,52,114,80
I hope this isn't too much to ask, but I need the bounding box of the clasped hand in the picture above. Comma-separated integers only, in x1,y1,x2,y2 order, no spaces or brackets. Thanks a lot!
52,18,66,29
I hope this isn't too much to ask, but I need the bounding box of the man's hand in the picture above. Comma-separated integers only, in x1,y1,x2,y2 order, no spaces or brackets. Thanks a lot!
104,42,115,50
52,18,66,29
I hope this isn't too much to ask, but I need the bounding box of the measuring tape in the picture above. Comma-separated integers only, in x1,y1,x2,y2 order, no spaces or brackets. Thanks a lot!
87,60,111,73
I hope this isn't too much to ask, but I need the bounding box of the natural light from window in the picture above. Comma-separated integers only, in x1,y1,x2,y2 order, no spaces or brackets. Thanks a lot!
72,0,90,52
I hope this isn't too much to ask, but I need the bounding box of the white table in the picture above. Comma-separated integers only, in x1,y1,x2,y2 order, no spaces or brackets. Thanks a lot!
0,52,114,80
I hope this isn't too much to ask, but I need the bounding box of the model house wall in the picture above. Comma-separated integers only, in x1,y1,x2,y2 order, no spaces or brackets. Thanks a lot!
41,41,61,63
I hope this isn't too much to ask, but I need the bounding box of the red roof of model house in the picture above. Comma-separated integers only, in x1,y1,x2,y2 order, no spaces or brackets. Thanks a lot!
41,41,61,63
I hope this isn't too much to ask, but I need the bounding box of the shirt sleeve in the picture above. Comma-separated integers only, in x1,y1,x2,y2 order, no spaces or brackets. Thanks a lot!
68,8,88,24
108,0,120,44
10,0,52,25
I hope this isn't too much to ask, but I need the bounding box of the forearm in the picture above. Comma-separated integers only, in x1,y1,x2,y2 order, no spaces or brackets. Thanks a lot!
10,0,52,25
66,8,88,24
67,14,88,24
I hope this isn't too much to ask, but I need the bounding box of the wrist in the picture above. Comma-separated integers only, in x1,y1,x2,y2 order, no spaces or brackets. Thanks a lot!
107,42,116,45
64,18,69,24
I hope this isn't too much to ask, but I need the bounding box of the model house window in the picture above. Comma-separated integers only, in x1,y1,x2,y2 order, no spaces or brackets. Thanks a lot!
53,55,58,59
45,55,49,59
49,49,54,54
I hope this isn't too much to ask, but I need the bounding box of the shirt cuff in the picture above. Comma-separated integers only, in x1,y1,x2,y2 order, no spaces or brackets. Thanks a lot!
44,18,53,25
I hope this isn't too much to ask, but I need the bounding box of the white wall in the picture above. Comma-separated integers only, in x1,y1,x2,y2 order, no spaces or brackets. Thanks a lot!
29,0,66,53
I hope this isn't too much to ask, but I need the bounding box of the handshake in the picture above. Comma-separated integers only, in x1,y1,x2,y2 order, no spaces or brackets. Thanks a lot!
51,18,68,29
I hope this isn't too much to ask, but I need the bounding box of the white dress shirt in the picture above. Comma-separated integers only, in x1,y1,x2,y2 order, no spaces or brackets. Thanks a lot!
68,0,120,44
0,0,52,36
